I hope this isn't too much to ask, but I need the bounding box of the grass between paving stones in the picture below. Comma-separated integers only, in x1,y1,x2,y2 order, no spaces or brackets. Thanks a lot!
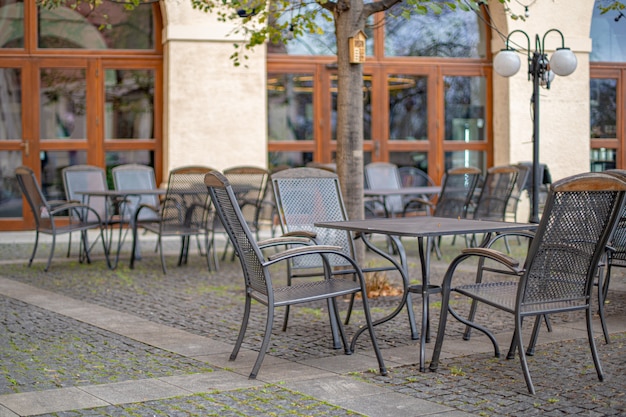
0,296,214,395
32,384,364,417
359,332,626,417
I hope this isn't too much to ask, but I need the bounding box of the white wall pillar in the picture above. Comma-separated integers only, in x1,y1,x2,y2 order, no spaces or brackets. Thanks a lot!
160,0,267,178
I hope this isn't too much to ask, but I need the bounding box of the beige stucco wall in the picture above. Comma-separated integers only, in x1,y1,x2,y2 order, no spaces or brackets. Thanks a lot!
491,0,594,183
160,0,267,177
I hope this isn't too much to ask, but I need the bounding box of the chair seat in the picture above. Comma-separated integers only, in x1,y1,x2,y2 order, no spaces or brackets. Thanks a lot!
38,221,103,235
140,222,207,237
455,281,591,315
252,278,361,307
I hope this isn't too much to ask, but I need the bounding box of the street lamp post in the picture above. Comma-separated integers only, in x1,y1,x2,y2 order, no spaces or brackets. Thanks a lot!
493,29,578,224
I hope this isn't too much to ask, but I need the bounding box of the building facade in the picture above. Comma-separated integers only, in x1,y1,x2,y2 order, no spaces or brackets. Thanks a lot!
0,0,623,230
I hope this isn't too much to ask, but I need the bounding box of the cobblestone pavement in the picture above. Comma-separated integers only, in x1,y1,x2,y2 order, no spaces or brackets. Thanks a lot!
1,233,625,416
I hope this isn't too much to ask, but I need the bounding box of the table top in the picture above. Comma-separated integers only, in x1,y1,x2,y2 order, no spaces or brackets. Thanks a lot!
76,189,167,197
315,216,537,238
364,186,441,197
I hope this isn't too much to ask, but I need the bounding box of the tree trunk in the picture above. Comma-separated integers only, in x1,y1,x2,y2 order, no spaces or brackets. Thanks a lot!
334,0,366,224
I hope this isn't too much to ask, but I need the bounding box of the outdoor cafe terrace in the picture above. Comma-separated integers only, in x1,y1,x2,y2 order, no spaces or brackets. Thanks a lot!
0,230,625,416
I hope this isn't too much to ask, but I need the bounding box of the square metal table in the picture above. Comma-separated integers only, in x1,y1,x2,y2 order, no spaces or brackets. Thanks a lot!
315,216,537,371
77,188,166,269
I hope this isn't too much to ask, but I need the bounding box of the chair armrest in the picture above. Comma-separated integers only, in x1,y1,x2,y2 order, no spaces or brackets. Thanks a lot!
267,245,343,262
460,247,520,269
257,236,313,249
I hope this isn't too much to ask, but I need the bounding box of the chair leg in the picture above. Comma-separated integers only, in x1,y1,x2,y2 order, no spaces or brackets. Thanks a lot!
586,306,605,383
359,289,387,376
45,234,56,272
158,238,167,274
230,295,252,362
28,231,40,267
515,315,536,395
249,303,275,379
598,263,611,344
66,232,72,258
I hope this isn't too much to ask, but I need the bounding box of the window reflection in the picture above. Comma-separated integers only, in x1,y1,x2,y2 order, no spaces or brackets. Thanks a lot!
445,150,485,172
390,151,428,173
0,68,22,140
331,76,372,139
444,76,485,142
40,68,86,140
38,0,154,50
105,69,154,139
385,1,486,58
0,0,24,48
268,73,314,141
268,6,373,56
0,150,22,218
40,150,87,200
590,78,617,138
389,75,427,141
268,151,313,168
590,148,616,172
591,2,626,62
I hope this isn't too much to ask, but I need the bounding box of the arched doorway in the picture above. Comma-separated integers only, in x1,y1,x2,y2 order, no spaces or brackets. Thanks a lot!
0,0,163,230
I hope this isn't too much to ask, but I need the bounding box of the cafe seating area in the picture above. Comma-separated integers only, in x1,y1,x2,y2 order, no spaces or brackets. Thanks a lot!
11,163,626,397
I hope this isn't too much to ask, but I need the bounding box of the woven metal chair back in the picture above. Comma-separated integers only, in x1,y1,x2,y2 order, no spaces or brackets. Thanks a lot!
472,165,518,222
205,171,268,295
364,162,404,215
223,166,269,234
161,166,213,231
62,165,109,223
398,166,435,187
520,173,626,309
15,166,52,229
272,167,353,269
112,164,160,222
433,167,481,218
603,170,626,266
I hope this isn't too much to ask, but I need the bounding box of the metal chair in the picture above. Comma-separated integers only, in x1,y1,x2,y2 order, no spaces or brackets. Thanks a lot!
130,166,213,274
112,164,160,261
62,164,125,260
468,165,519,248
223,166,270,240
405,167,482,257
505,163,531,223
204,170,387,379
15,166,108,271
398,166,436,215
271,167,417,337
429,172,626,394
597,169,626,344
364,162,405,217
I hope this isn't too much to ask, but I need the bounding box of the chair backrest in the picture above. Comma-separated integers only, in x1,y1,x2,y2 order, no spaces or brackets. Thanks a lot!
433,167,482,218
222,166,270,233
15,166,52,229
62,164,108,222
398,166,435,187
205,171,268,295
519,172,626,309
271,167,354,268
161,166,214,230
603,169,626,263
112,164,160,222
472,165,518,222
364,162,404,214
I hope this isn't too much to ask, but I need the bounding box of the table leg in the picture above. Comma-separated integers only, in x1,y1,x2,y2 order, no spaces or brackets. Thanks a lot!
408,235,442,372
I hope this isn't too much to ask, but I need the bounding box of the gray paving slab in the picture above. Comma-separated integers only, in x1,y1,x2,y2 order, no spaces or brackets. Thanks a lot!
159,371,263,392
79,378,190,405
0,388,108,416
